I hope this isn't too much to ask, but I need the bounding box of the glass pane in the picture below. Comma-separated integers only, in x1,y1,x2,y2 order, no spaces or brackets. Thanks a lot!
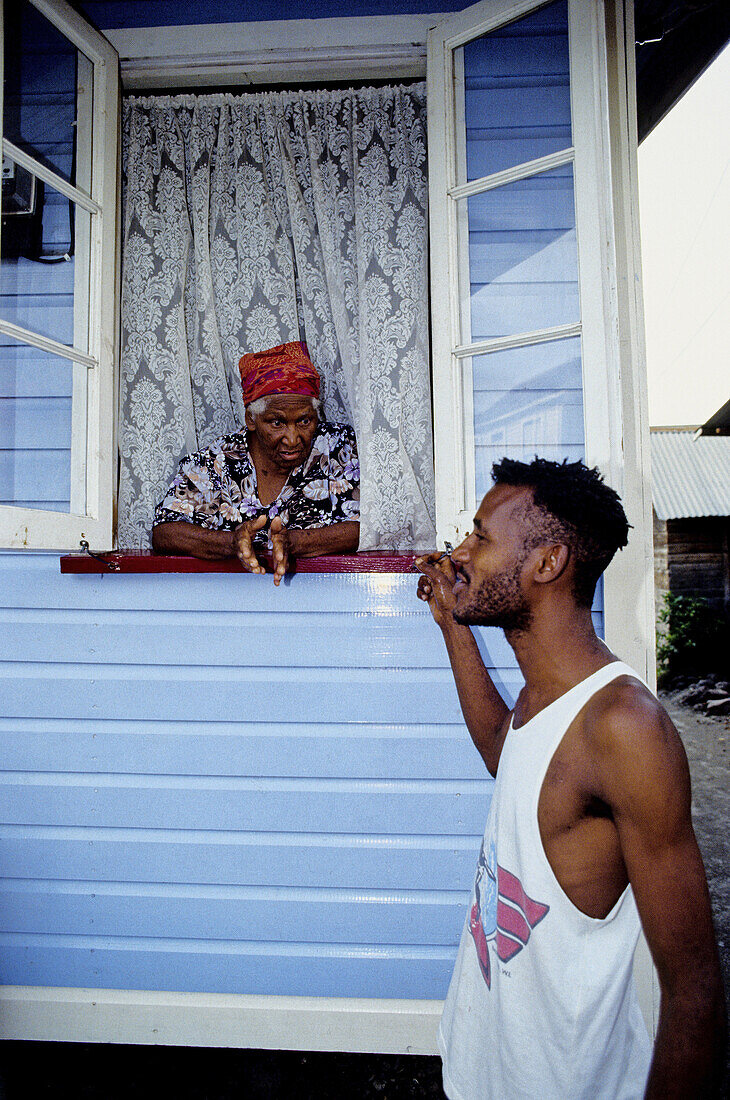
0,156,91,353
468,337,585,500
3,0,93,186
458,164,579,344
0,339,74,513
456,0,571,184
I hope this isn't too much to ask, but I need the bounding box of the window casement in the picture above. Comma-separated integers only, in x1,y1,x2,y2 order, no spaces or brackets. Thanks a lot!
0,0,119,549
428,0,655,681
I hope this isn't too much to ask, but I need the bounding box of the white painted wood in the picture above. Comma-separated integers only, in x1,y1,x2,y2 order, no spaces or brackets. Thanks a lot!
0,0,120,549
453,49,477,518
0,319,97,370
30,0,118,68
428,6,467,546
429,0,581,546
449,147,576,201
0,986,442,1054
597,0,656,691
108,15,446,90
70,53,94,516
1,139,100,215
454,322,583,359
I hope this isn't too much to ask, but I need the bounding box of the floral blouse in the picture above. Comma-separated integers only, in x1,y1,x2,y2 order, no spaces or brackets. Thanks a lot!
153,421,359,544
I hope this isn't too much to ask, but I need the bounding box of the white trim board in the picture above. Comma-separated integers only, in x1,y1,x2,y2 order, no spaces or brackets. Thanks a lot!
0,987,442,1053
106,15,447,89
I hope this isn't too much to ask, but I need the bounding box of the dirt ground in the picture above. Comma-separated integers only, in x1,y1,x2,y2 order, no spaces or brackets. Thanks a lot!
0,695,727,1099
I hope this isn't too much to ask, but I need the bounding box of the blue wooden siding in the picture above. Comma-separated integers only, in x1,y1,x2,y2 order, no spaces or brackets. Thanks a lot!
461,0,585,495
77,1,469,30
463,2,571,180
0,2,78,513
0,555,505,998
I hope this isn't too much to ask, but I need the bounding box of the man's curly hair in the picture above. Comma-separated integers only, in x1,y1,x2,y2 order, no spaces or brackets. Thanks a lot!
491,457,631,607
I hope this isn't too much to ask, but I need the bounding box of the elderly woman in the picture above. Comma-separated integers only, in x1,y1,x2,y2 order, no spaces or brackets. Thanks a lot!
152,342,360,584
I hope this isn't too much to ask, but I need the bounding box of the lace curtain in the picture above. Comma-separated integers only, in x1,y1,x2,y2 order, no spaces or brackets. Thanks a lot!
118,85,436,551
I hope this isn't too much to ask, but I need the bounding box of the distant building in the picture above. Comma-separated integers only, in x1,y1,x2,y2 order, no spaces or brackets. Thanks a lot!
651,414,730,613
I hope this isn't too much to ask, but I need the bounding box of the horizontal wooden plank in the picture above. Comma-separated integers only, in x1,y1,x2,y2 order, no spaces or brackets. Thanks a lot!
0,557,438,613
465,133,572,181
0,667,523,724
0,258,75,297
0,397,72,449
468,282,580,342
0,500,68,512
0,348,75,399
0,722,487,780
0,449,70,501
0,774,492,834
470,337,582,391
474,385,582,422
0,609,516,668
463,86,571,129
463,25,568,78
465,176,576,234
0,299,74,345
0,829,482,891
0,880,466,946
468,229,578,284
0,939,458,1000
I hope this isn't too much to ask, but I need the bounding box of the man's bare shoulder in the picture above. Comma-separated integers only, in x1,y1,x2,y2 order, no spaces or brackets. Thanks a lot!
576,671,691,810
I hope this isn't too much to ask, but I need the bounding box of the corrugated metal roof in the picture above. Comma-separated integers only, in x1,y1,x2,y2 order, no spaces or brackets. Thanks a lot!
651,431,730,519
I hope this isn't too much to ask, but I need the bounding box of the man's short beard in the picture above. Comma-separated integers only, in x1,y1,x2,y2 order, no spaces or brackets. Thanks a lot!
453,560,533,633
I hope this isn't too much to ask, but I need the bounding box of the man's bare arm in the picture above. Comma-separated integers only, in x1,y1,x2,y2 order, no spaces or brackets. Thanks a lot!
416,555,509,775
592,686,727,1098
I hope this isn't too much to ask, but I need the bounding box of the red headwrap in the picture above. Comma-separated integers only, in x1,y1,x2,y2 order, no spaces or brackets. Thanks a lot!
238,342,320,406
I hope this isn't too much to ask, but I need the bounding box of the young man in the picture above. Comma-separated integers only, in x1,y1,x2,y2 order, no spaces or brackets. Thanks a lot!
416,458,726,1100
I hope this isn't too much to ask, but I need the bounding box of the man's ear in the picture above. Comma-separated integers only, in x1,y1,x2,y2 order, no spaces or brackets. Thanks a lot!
244,409,256,431
532,543,570,585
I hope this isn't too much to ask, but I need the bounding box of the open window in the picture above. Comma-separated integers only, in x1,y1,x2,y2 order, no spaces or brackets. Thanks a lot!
0,0,119,549
2,0,652,646
429,0,654,679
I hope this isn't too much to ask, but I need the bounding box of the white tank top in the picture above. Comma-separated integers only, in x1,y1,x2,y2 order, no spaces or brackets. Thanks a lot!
439,662,653,1100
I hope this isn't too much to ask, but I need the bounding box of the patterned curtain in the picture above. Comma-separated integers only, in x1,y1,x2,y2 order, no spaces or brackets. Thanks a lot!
118,86,436,551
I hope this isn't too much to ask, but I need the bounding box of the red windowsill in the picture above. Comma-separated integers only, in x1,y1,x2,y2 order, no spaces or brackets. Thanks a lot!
59,549,416,574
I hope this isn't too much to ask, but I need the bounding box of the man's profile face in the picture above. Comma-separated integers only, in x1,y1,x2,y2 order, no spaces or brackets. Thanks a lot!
450,484,534,631
246,395,319,474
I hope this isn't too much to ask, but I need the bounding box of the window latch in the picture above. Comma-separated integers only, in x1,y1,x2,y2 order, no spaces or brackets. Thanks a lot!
79,539,120,572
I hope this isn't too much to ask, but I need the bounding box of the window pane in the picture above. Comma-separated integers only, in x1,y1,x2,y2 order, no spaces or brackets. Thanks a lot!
3,0,93,186
456,0,571,184
458,164,579,344
469,336,584,500
0,157,91,354
0,340,74,513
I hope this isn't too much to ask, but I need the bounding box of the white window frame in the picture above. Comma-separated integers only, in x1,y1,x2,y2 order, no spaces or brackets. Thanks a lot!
0,0,119,550
427,0,655,680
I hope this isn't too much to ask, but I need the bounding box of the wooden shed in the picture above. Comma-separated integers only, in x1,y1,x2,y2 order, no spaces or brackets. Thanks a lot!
651,427,730,613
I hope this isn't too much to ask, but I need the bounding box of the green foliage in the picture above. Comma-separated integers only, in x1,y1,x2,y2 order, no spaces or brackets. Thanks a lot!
656,593,730,685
